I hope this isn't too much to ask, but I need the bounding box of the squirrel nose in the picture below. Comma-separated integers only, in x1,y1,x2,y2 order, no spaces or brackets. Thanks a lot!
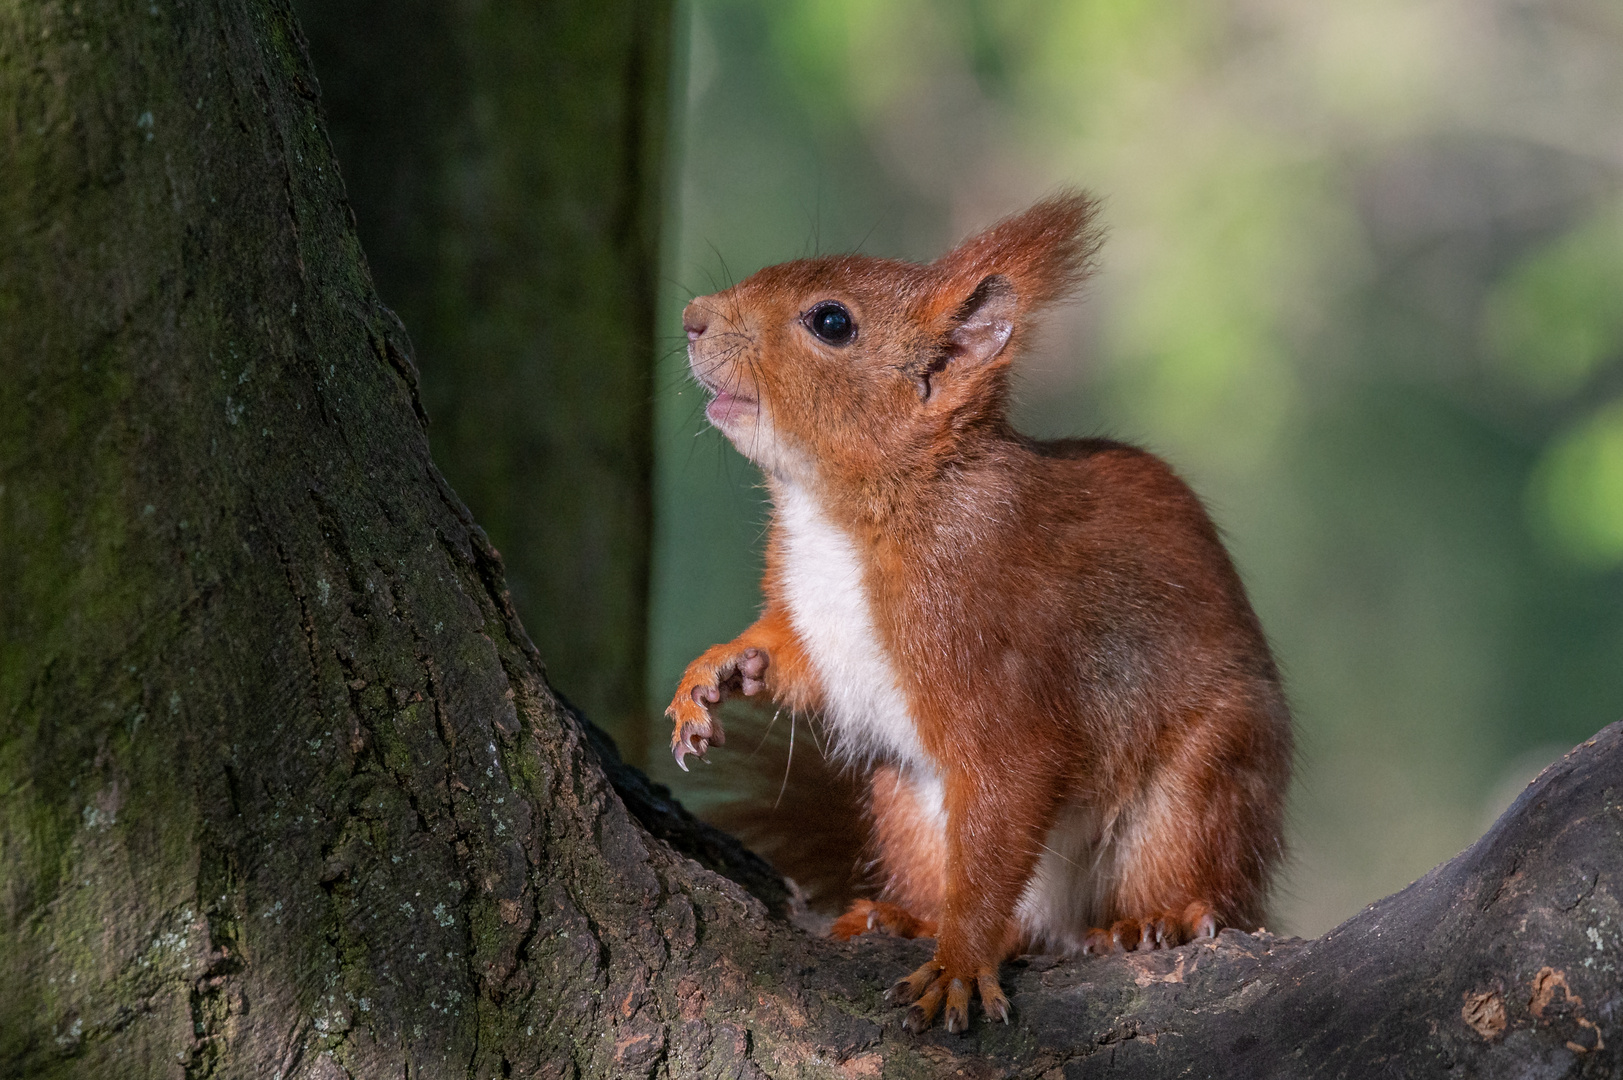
682,302,708,341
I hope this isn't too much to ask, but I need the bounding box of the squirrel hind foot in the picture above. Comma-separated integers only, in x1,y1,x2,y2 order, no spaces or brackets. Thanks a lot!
1081,903,1223,954
830,898,936,941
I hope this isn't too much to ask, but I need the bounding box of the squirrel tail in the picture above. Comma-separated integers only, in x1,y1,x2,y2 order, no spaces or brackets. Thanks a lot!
694,702,872,916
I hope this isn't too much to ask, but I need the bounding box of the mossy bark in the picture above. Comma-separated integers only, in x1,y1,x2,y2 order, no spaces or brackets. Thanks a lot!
290,0,668,764
1,2,1620,1078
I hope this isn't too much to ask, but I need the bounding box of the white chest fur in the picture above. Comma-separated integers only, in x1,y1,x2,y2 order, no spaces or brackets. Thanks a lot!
774,482,1108,944
774,482,933,776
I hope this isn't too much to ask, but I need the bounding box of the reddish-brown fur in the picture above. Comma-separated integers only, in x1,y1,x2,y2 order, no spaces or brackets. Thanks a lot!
666,193,1293,1034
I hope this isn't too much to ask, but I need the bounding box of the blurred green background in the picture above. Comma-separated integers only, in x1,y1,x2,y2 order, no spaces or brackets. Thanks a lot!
648,0,1623,936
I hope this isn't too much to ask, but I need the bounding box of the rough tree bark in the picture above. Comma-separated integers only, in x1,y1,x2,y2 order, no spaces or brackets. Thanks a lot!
287,0,670,762
0,3,1618,1079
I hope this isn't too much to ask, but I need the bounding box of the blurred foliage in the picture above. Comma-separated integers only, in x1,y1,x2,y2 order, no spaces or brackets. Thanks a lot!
1486,199,1623,401
1532,401,1623,567
649,0,1623,934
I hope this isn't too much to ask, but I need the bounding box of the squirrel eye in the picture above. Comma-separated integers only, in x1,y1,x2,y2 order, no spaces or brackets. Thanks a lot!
804,301,856,346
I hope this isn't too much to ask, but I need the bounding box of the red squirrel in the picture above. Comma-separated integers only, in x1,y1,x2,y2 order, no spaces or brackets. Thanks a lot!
666,193,1293,1034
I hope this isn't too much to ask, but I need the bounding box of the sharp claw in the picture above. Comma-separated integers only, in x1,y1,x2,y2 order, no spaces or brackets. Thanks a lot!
977,972,1009,1025
884,980,912,1005
673,740,690,772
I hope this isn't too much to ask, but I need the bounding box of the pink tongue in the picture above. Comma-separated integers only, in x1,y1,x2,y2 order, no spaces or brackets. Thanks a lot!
706,391,754,425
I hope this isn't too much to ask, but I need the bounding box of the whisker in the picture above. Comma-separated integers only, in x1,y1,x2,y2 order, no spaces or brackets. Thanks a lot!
663,273,708,297
804,711,828,759
702,241,737,295
774,710,795,810
1032,840,1085,872
746,708,781,761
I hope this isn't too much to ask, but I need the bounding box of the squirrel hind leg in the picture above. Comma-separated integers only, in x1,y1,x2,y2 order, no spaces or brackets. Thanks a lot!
1078,710,1284,954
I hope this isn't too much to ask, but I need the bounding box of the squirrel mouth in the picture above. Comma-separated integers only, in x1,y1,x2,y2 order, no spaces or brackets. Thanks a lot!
693,369,758,426
704,389,757,427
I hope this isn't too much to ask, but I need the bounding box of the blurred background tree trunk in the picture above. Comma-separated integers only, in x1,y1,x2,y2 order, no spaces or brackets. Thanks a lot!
292,0,671,765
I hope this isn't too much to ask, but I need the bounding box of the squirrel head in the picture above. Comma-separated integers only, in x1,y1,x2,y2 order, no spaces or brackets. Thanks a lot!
683,191,1102,489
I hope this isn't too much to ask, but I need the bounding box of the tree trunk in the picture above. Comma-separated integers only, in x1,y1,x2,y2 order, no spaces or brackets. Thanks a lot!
1,3,1618,1079
288,0,669,763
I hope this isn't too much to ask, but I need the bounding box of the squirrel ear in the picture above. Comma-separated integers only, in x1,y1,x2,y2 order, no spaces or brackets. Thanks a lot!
910,275,1015,402
934,190,1103,315
948,275,1017,367
917,192,1101,401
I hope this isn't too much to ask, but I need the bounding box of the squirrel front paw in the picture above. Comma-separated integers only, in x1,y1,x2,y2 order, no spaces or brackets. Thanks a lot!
885,958,1009,1035
665,646,771,771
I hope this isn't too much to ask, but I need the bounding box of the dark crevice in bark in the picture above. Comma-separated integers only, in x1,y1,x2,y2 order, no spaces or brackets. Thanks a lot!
374,329,429,432
581,714,797,923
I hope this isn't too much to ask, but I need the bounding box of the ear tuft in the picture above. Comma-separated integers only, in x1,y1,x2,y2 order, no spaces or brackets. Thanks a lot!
934,190,1104,315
